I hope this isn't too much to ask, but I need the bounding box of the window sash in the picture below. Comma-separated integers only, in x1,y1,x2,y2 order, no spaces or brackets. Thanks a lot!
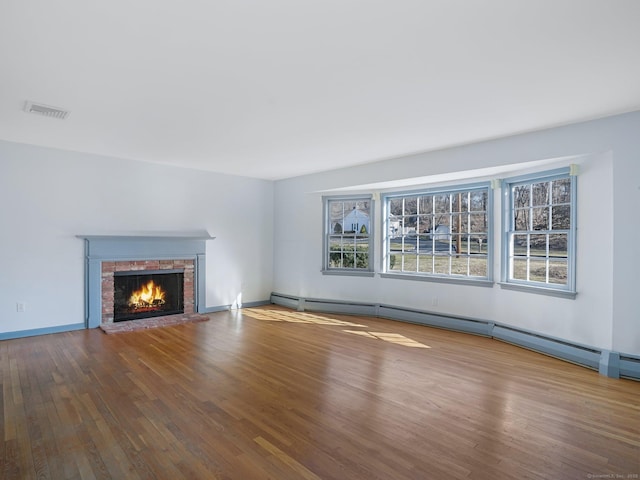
323,195,374,273
384,183,491,280
502,168,576,292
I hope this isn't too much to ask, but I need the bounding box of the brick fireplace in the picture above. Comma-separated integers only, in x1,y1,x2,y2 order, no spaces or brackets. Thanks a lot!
102,259,195,322
79,234,212,333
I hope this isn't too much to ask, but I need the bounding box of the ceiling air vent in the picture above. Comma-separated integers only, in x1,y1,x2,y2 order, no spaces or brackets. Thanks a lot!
24,101,70,120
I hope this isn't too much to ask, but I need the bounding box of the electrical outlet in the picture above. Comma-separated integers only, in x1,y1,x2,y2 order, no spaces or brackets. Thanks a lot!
16,302,26,312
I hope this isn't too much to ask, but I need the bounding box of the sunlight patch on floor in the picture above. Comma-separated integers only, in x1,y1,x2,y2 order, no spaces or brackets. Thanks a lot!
343,330,431,348
242,309,368,327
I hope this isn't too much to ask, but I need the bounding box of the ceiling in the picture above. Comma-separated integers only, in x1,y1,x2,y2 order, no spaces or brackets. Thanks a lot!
1,1,639,181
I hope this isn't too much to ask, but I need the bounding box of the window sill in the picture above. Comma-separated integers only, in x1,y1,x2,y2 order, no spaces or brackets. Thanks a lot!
379,272,494,287
321,269,375,277
498,282,577,299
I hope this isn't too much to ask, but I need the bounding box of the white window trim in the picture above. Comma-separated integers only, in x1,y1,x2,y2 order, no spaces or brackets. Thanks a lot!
381,182,493,285
500,167,577,298
322,194,375,276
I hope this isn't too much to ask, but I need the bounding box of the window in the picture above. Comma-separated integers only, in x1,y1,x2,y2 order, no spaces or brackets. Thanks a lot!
323,195,373,275
383,184,491,281
502,169,576,295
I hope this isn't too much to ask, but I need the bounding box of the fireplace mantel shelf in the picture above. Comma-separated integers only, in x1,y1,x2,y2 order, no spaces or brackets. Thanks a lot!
76,233,215,241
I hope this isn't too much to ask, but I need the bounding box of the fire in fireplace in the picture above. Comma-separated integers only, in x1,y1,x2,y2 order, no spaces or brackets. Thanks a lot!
113,269,184,322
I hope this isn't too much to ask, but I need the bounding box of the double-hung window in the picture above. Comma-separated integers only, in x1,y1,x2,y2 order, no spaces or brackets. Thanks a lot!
323,195,374,275
502,168,576,296
383,184,492,282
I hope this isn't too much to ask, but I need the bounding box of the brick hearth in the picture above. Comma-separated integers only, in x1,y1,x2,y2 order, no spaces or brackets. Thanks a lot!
99,313,209,334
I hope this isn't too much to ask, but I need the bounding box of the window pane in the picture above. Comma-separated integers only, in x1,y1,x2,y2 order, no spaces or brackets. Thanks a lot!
388,254,401,271
460,192,470,212
329,203,345,233
418,255,434,273
398,216,407,235
425,215,436,234
434,194,449,213
459,213,469,232
402,254,417,272
416,215,430,234
404,215,418,235
354,253,369,269
552,178,571,204
434,256,450,274
437,217,451,230
328,253,344,268
459,235,469,255
529,259,547,282
450,214,461,234
416,235,429,253
513,185,530,208
469,257,488,277
418,196,432,215
470,235,487,254
451,193,461,213
532,182,549,206
552,205,571,229
470,213,487,233
531,207,549,230
453,235,467,254
470,190,488,212
451,256,469,275
549,260,568,285
389,236,403,252
529,234,547,255
549,234,568,257
402,236,416,252
404,197,417,215
512,258,528,280
389,198,403,216
513,234,528,256
514,209,529,231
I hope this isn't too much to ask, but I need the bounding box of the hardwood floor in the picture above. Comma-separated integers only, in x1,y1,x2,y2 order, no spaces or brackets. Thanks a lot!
1,305,638,479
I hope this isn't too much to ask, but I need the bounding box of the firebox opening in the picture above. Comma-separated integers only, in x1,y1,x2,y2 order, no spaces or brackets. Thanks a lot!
113,269,184,322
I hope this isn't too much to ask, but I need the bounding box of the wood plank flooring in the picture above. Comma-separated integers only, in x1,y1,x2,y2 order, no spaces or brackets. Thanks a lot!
1,305,638,479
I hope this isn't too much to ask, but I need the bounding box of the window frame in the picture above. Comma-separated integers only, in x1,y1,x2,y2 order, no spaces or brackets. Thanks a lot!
380,182,493,285
322,194,375,276
500,167,577,298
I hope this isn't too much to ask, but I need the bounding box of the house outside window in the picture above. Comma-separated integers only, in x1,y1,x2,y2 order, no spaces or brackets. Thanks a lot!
323,195,374,275
502,168,576,296
383,183,492,282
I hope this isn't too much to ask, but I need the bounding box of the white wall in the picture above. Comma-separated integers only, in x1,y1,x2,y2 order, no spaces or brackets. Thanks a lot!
2,112,638,356
0,140,274,334
273,111,640,357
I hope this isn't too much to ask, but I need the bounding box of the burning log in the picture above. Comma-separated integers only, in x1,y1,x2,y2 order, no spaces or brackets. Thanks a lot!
128,280,167,309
